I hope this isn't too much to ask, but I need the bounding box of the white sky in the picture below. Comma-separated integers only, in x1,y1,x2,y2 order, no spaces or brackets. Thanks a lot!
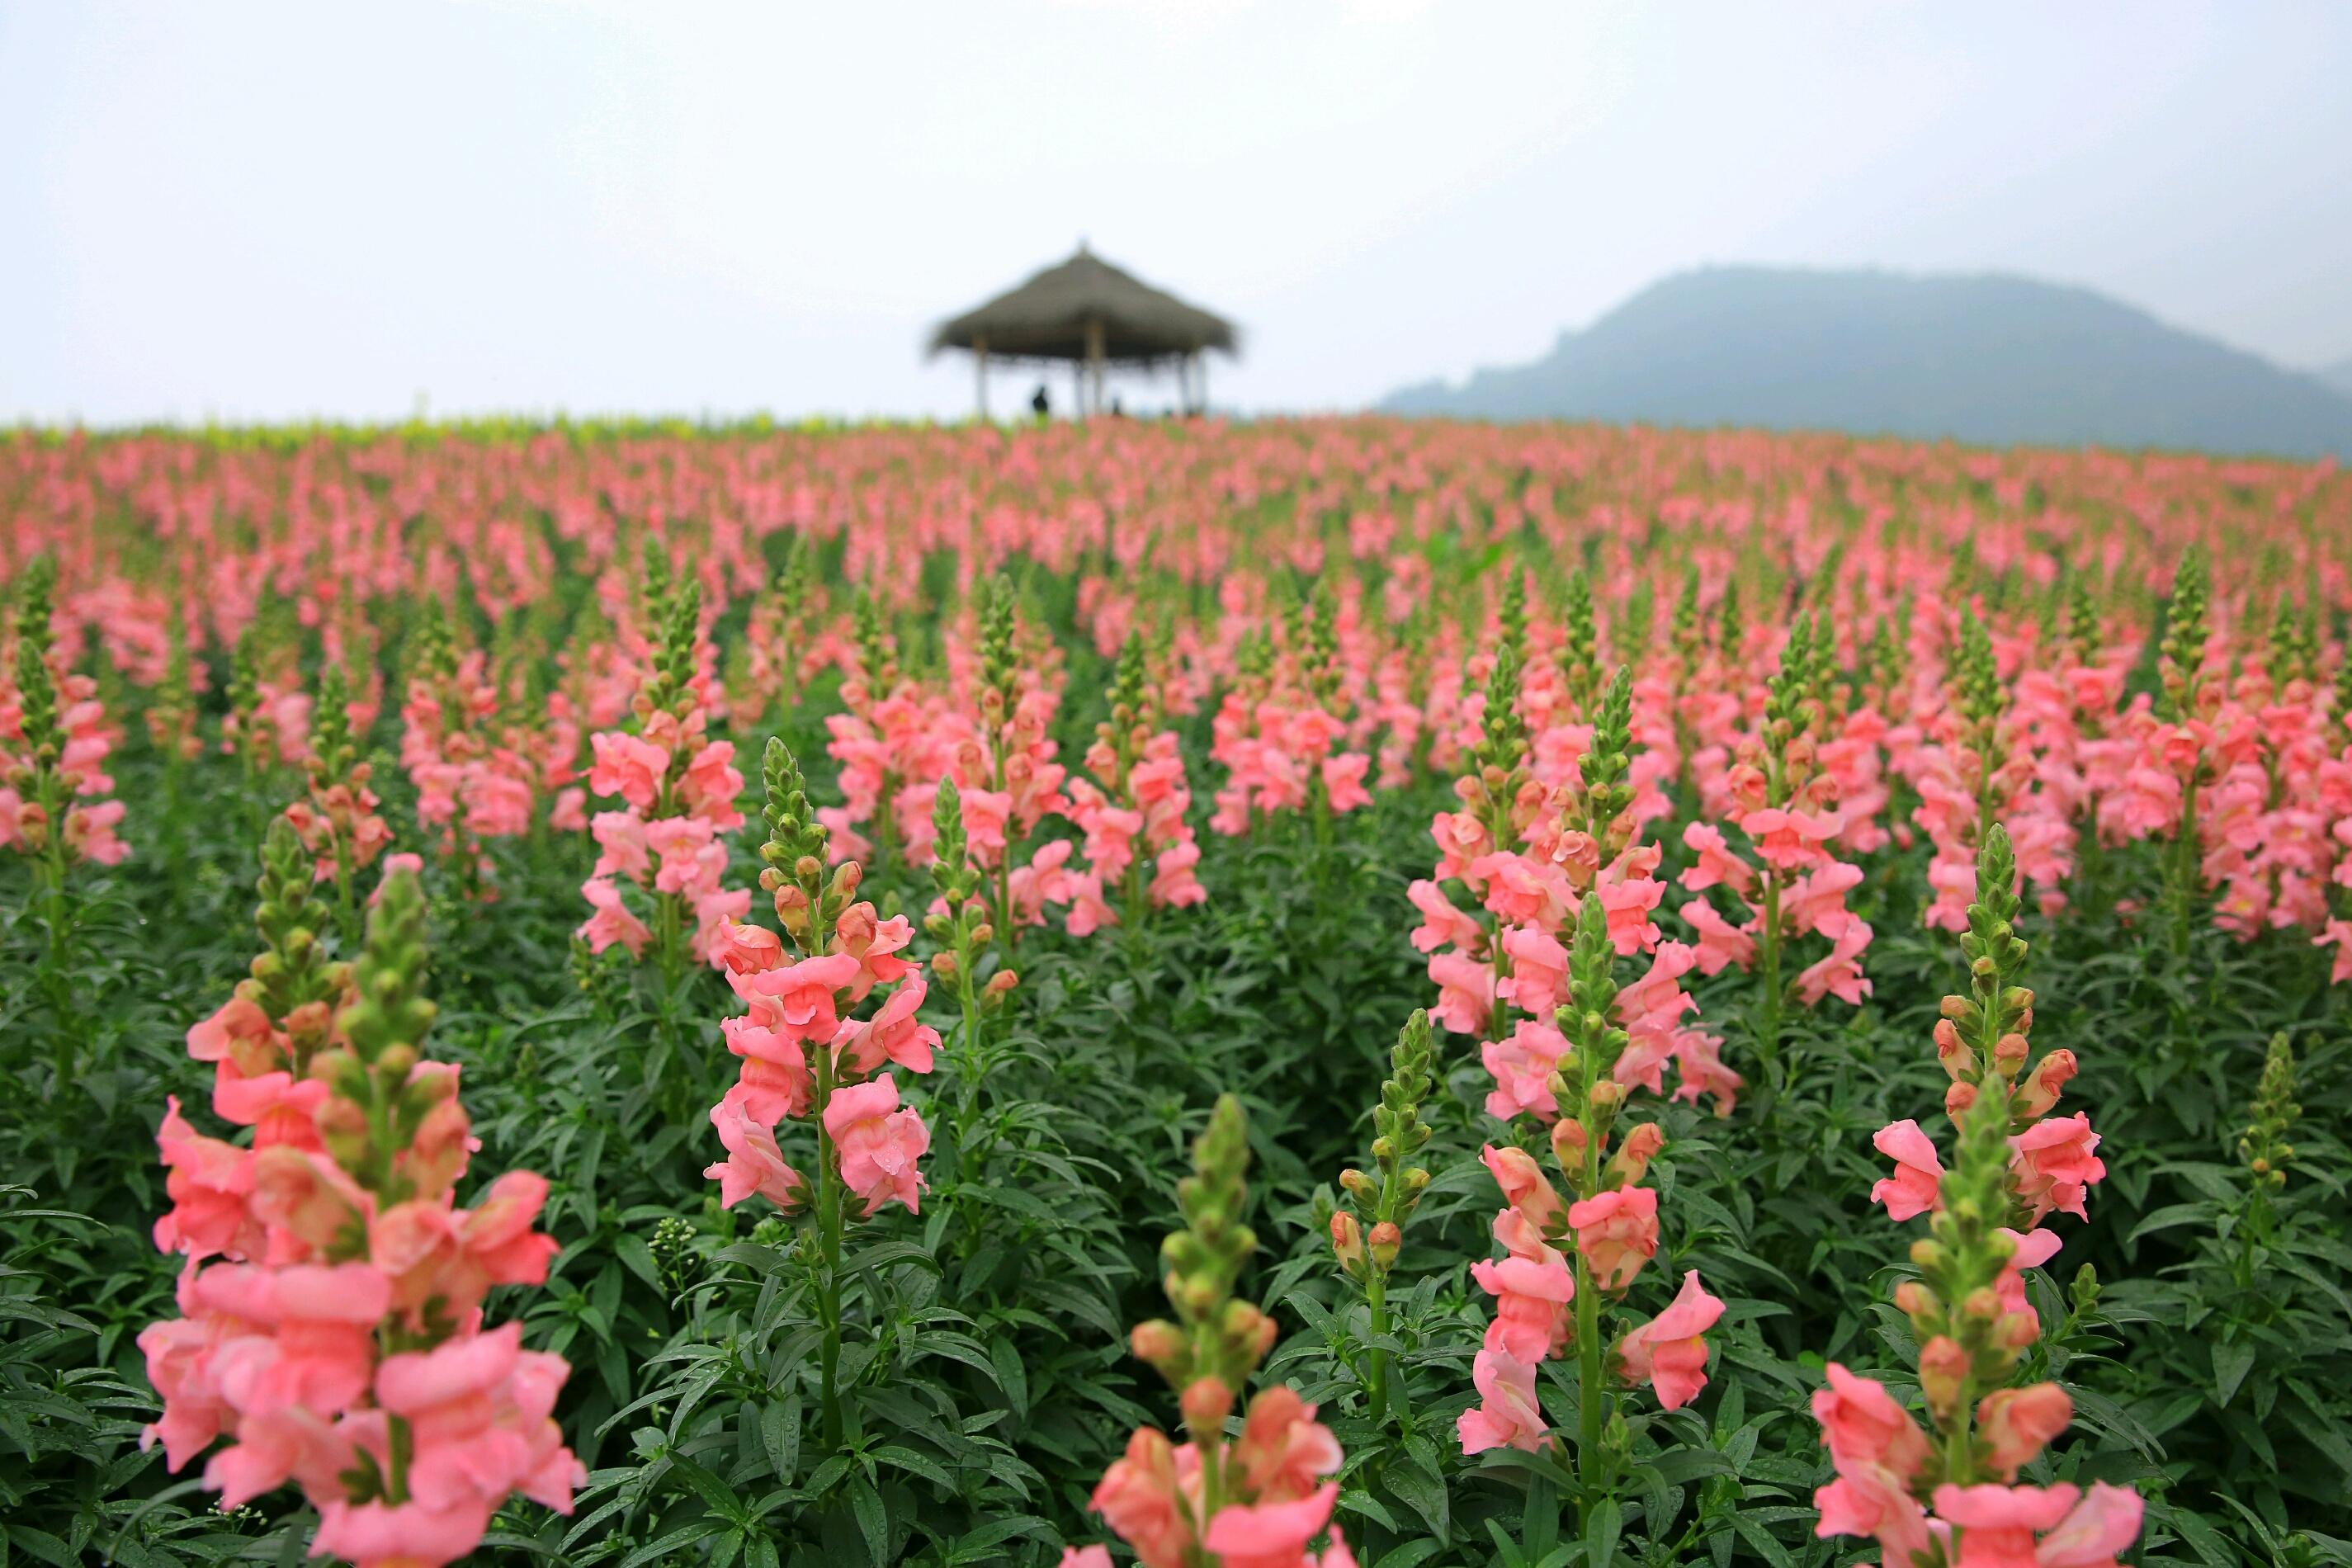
4,1,2349,424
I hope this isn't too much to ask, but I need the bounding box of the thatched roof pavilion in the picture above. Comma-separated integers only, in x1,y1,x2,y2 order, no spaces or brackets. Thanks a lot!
928,243,1237,418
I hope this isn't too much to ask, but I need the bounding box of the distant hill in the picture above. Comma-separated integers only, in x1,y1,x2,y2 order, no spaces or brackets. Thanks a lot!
2320,357,2352,400
1381,267,2352,459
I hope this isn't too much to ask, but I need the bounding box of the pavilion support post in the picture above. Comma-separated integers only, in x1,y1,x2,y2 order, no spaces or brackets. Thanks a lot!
974,337,989,422
1084,317,1107,422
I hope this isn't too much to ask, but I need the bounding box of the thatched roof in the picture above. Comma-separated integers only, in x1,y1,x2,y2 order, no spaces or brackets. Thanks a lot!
929,245,1238,364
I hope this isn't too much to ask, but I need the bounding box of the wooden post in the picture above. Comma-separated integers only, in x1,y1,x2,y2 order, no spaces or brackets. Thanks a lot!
974,336,989,422
1084,317,1106,421
1193,352,1207,416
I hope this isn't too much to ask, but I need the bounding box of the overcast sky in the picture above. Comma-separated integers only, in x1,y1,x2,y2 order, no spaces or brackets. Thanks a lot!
4,2,2349,424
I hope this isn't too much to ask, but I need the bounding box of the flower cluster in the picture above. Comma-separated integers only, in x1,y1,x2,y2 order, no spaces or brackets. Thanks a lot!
704,737,937,1221
1061,633,1207,933
141,843,579,1568
1679,616,1876,1066
1,556,129,869
394,605,541,882
578,559,749,969
1417,653,1731,1117
1327,1009,1437,1419
285,664,393,941
1072,1094,1353,1568
1460,892,1725,1457
1207,589,1375,836
1816,826,2139,1568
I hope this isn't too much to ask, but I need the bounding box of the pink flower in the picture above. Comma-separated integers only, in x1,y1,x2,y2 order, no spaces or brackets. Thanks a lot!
2010,1112,2105,1223
1457,1345,1550,1453
1089,1427,1193,1567
1869,1120,1944,1221
705,1089,807,1211
312,1496,498,1568
1470,1214,1575,1362
1615,1269,1724,1410
1932,1482,2081,1568
830,977,939,1076
1679,821,1756,895
2035,1482,2145,1568
1060,1551,1115,1568
824,1074,930,1216
1495,923,1568,1014
1203,1482,1339,1567
1406,879,1481,954
589,810,652,881
190,1261,391,1418
588,732,670,812
578,876,652,956
709,919,784,976
1792,919,1873,1006
1811,1363,1934,1568
1679,897,1757,975
1470,851,1574,928
733,952,862,1043
1482,1018,1570,1122
1320,753,1372,813
1781,861,1863,939
153,1098,260,1260
833,904,915,998
1566,1185,1659,1292
1596,876,1665,955
1812,1363,1932,1477
1740,805,1843,871
1427,951,1495,1037
1481,1145,1568,1232
679,740,746,829
1977,1382,2071,1479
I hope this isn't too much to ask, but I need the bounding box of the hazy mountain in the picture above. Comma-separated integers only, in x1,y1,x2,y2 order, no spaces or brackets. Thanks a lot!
1382,267,2352,458
2320,357,2352,399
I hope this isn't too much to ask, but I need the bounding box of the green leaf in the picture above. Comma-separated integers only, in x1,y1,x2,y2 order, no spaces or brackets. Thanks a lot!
2212,1339,2256,1409
1583,1495,1621,1568
850,1475,890,1564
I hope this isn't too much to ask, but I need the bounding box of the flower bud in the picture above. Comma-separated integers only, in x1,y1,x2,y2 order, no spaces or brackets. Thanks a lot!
1329,1211,1365,1278
1131,1320,1184,1371
1367,1221,1402,1270
1918,1334,1967,1422
984,969,1018,998
1991,1032,2030,1074
1944,1079,1978,1117
1338,1168,1377,1202
1589,1079,1623,1110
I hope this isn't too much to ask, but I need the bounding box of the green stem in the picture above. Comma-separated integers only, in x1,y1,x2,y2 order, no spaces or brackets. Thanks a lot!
1575,1250,1605,1527
1755,873,1783,1089
813,1031,846,1451
1364,1270,1390,1420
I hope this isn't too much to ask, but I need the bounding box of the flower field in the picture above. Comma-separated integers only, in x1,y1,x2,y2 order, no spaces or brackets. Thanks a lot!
2,417,2348,1568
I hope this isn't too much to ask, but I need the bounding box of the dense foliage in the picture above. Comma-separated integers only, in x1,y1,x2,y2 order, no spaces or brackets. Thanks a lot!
1,418,2347,1568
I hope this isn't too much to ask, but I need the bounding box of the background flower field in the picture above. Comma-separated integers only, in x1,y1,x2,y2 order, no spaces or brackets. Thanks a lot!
2,417,2348,1568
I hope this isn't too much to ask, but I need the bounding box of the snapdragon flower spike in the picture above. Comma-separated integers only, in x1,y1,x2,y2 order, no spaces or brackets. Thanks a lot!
1868,825,2107,1234
2,555,129,870
1815,826,2142,1568
924,775,1018,1009
1061,632,1207,934
704,736,936,1219
286,664,392,940
1084,1094,1353,1568
1676,617,1875,1067
577,564,749,970
141,863,581,1568
1460,895,1724,1462
1329,1011,1436,1419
